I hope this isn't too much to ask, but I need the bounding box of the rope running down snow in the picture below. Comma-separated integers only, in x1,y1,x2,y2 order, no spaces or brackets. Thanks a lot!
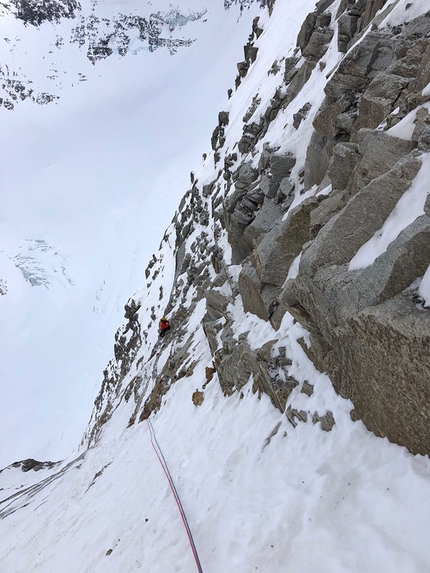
146,418,204,573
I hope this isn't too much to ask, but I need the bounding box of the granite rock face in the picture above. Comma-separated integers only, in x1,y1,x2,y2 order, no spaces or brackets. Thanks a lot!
278,7,430,454
223,1,430,454
87,0,430,456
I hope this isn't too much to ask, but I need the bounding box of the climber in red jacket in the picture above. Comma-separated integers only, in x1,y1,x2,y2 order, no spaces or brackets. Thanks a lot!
159,316,170,337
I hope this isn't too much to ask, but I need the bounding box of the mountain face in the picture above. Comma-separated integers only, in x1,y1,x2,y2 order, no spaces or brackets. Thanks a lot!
0,0,260,467
86,0,430,455
1,0,430,571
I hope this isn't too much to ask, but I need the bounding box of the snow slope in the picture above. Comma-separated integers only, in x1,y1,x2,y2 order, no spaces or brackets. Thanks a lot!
1,227,430,572
0,0,259,467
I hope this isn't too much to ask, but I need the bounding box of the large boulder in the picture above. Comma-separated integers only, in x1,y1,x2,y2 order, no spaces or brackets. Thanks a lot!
300,153,422,277
252,196,320,286
346,130,417,196
336,295,430,455
269,152,297,183
281,212,430,455
328,142,360,191
238,261,270,321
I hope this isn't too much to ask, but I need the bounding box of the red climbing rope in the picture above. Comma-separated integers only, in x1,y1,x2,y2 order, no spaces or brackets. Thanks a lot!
146,418,204,573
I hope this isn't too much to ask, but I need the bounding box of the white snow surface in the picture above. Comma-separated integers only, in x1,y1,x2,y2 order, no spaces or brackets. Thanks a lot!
386,103,430,141
1,306,430,572
379,0,430,28
0,0,259,467
1,0,430,571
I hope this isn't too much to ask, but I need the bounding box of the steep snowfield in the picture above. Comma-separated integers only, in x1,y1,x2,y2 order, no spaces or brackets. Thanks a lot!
0,0,259,467
1,0,430,571
1,243,430,570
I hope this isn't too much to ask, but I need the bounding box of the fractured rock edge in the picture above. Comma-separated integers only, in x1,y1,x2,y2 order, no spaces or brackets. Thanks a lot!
83,0,430,457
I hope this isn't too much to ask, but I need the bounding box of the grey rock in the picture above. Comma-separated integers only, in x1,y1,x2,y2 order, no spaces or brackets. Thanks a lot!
252,196,320,287
315,0,336,14
337,111,355,132
218,111,229,126
301,381,314,396
417,123,430,152
278,177,295,197
269,152,296,183
425,193,430,217
309,189,347,239
356,72,411,131
344,213,430,312
313,32,398,140
238,261,270,321
301,153,422,277
338,13,359,52
212,268,228,288
358,0,389,31
204,290,230,321
337,295,430,454
405,41,430,96
243,94,262,123
248,190,265,205
316,12,331,27
215,335,298,412
12,459,59,472
293,102,312,129
283,56,300,84
275,178,295,206
401,12,430,39
347,130,417,196
313,95,352,140
232,204,255,226
269,303,287,331
281,209,430,454
304,130,330,190
312,411,335,431
124,298,141,319
412,108,430,152
286,405,308,428
284,60,317,106
237,161,259,185
412,108,430,143
297,12,317,51
202,319,223,355
258,175,273,197
303,27,334,60
202,183,214,198
241,196,260,211
246,45,259,64
242,199,283,252
328,142,360,191
237,61,249,78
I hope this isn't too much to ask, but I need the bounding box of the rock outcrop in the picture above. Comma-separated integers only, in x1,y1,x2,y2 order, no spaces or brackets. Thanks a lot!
86,0,430,456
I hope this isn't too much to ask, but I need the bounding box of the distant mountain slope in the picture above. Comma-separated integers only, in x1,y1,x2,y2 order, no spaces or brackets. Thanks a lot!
0,0,260,467
0,0,212,109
